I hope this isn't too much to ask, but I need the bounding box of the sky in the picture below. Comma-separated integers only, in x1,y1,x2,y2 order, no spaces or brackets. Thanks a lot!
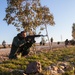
0,0,75,44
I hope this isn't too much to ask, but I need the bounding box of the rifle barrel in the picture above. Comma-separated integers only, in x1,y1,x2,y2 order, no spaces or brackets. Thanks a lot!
27,35,47,38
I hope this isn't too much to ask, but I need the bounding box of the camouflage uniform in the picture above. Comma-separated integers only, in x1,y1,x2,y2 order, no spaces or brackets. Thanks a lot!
9,33,32,59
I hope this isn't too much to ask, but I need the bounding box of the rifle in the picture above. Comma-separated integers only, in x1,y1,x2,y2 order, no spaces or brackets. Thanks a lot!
26,34,47,43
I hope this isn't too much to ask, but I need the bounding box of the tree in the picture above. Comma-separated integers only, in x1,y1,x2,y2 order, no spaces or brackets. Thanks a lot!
72,23,75,39
2,40,6,48
4,0,55,32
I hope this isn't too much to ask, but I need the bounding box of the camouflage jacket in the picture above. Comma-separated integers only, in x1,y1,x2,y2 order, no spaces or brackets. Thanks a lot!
9,33,26,59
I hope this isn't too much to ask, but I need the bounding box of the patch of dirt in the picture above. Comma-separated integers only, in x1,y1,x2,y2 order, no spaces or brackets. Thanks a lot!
0,48,10,62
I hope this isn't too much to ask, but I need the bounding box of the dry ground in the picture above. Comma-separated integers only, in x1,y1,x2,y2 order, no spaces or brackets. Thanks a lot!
0,48,10,62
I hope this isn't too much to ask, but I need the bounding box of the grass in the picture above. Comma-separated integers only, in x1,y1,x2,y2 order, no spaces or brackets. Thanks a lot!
0,46,75,75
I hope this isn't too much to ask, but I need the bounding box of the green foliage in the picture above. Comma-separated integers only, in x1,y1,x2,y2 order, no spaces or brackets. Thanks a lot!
72,23,75,39
4,0,55,31
62,70,74,75
0,47,75,75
